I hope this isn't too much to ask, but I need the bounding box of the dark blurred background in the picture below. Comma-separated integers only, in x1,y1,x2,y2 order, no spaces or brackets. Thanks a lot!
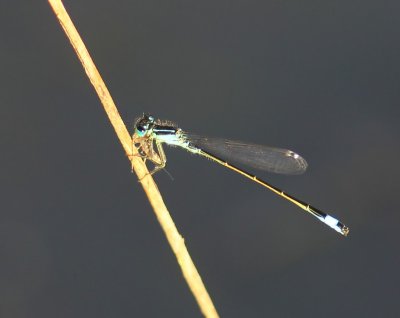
1,1,399,317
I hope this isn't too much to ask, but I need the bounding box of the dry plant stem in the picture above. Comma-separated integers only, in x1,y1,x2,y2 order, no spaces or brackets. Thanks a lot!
48,1,219,317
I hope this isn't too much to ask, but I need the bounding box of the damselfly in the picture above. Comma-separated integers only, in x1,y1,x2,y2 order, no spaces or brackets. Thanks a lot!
132,114,349,236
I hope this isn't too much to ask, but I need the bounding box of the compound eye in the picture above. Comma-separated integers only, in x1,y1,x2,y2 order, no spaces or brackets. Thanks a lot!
136,124,147,137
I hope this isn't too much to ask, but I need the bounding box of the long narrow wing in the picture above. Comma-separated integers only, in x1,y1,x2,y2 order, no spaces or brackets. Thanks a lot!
187,135,308,175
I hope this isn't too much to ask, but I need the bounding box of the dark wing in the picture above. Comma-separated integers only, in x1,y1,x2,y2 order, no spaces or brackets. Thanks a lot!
188,136,308,175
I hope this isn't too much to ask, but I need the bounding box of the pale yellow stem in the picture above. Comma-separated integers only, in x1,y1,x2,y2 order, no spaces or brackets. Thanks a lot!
48,1,219,317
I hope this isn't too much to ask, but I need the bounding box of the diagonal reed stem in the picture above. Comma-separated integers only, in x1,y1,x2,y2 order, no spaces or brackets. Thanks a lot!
48,1,219,317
